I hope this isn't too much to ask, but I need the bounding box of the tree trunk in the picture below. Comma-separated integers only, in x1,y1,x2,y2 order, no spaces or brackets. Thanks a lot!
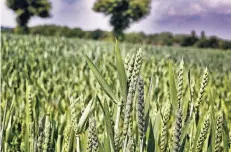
15,11,31,34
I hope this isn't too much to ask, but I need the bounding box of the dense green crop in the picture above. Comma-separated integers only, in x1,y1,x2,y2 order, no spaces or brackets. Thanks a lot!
1,34,231,152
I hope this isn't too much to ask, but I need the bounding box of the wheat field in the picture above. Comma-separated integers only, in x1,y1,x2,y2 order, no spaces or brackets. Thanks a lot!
1,34,231,152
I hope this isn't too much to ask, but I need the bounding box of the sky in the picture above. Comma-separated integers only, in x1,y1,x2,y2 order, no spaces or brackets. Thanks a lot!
1,0,231,39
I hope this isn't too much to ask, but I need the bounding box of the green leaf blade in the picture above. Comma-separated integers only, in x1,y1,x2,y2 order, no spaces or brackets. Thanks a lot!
84,54,119,105
169,60,177,112
115,40,127,103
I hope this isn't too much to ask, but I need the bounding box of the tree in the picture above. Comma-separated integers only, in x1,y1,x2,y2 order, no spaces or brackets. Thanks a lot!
93,0,151,40
191,30,196,38
125,32,146,43
180,31,198,46
207,36,219,48
220,40,231,50
196,39,209,48
6,0,51,33
190,30,198,44
90,29,107,40
200,30,206,39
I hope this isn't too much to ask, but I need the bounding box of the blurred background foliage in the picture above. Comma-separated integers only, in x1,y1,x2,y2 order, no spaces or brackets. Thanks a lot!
2,25,231,50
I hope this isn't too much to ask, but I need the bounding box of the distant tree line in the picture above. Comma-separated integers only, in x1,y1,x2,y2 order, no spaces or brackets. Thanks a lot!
2,25,231,50
30,25,231,50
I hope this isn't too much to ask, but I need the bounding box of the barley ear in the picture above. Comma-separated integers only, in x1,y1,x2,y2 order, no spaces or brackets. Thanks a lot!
87,116,99,152
131,48,143,86
42,115,51,152
126,131,135,152
37,115,45,151
194,67,208,112
26,81,33,123
123,80,135,139
123,49,143,139
124,52,130,76
114,131,120,152
137,77,145,142
190,78,196,100
70,97,79,135
177,59,184,107
63,124,71,152
26,84,35,152
196,111,210,152
126,54,136,86
172,107,183,152
215,112,223,152
160,103,171,152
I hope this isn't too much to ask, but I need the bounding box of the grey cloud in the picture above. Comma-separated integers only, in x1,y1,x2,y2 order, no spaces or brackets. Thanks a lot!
151,0,231,18
155,13,231,39
128,0,231,39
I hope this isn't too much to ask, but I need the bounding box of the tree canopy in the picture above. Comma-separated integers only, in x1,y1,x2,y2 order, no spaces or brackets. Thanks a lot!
6,0,51,33
93,0,151,40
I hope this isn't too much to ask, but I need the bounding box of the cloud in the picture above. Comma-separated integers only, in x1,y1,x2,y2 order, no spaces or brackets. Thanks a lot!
1,0,16,27
30,0,112,30
155,13,231,38
151,0,231,17
128,0,231,39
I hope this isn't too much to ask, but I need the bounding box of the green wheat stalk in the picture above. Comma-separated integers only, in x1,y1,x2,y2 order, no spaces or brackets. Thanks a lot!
123,49,143,136
194,68,208,112
215,112,223,152
37,115,45,152
63,124,71,152
137,77,145,152
196,112,210,152
87,116,99,152
70,97,79,135
177,59,184,107
160,103,171,152
126,131,135,152
172,107,183,152
42,115,51,152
